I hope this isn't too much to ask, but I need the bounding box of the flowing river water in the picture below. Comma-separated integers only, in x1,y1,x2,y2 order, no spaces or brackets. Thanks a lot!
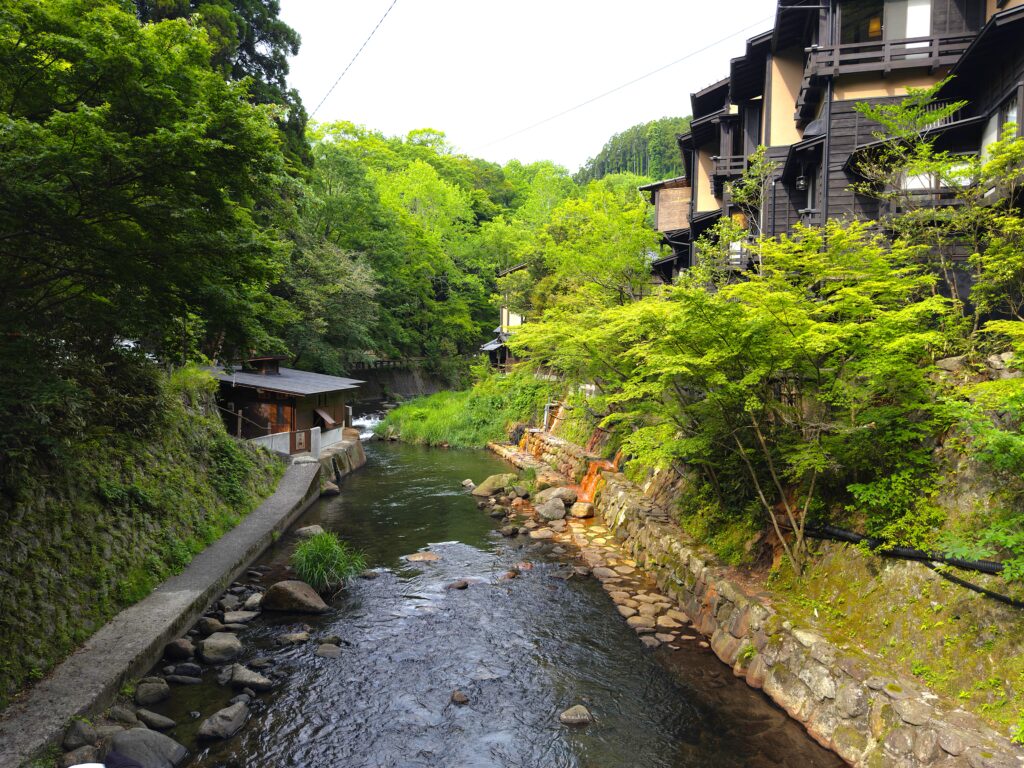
148,440,844,768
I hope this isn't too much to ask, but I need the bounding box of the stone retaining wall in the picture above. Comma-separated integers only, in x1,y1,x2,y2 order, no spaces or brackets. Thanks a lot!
491,436,1024,768
518,429,596,482
595,472,1023,768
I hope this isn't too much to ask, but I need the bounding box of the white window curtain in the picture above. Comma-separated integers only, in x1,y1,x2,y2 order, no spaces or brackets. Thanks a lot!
884,0,931,38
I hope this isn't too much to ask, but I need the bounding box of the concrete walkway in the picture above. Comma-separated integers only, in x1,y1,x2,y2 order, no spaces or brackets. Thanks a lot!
0,461,321,767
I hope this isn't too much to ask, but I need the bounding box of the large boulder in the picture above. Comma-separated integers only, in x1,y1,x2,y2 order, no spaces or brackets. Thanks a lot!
535,498,567,521
534,486,577,506
470,473,518,497
109,728,188,768
261,580,329,613
198,632,243,664
197,702,249,740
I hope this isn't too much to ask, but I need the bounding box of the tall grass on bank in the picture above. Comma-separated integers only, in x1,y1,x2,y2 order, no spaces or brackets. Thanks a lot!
377,367,557,448
291,532,367,592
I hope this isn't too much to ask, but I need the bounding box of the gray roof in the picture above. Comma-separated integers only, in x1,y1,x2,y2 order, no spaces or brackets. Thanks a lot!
209,366,364,396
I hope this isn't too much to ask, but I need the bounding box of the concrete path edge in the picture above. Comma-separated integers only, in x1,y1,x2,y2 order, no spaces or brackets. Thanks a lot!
0,461,322,767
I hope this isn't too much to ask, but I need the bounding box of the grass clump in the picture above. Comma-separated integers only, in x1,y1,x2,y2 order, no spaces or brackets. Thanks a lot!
377,366,556,448
291,532,366,593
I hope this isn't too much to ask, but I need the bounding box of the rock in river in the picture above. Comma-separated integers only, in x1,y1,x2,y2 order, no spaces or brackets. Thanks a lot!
136,708,177,730
198,632,243,664
405,551,441,563
197,701,249,740
470,473,518,497
316,643,342,658
162,638,194,661
134,677,170,706
295,524,325,539
535,498,567,521
261,580,329,613
558,704,593,725
229,663,274,691
62,720,97,751
534,486,578,506
110,728,188,767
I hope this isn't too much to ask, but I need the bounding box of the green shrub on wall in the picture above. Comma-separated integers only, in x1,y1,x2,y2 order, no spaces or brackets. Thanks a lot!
0,365,283,708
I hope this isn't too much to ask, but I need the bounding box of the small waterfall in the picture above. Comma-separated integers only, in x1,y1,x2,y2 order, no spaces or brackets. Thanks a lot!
352,412,384,441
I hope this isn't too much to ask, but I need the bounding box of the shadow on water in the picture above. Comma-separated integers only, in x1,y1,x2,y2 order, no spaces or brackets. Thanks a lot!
154,442,843,768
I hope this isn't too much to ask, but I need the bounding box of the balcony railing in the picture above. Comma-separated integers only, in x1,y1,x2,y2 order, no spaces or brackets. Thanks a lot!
713,155,748,178
808,34,974,77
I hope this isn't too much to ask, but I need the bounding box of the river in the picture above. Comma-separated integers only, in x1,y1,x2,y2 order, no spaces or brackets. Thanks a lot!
149,441,844,768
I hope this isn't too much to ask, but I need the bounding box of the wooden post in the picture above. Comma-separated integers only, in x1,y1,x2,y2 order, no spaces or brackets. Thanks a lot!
236,409,242,438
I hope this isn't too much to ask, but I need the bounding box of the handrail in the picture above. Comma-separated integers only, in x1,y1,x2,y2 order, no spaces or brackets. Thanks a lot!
808,34,974,76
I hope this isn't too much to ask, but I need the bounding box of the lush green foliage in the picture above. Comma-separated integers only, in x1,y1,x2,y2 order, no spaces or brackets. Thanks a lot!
378,367,557,448
575,116,692,183
291,532,367,592
513,220,956,573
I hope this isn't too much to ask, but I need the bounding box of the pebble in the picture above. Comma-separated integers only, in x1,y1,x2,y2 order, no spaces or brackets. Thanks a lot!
656,616,682,629
640,636,661,649
655,633,676,643
626,616,656,629
617,606,638,618
316,643,343,658
638,604,660,617
529,528,555,540
446,580,470,590
278,631,310,645
451,690,470,705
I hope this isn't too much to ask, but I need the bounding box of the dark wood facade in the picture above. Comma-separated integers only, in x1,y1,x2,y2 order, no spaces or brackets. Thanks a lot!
643,0,1024,280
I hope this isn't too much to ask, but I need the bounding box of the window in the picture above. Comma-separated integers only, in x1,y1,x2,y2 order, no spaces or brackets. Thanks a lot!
982,94,1021,154
840,0,931,44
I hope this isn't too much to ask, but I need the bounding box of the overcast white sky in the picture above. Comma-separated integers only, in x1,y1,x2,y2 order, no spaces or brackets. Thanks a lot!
279,1,779,172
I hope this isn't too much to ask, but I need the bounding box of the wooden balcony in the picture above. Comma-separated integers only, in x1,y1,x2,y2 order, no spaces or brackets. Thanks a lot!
808,35,974,77
712,155,748,178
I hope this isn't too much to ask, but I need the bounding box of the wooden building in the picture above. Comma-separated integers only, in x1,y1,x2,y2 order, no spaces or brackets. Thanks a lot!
644,0,1024,280
482,264,526,369
211,356,363,454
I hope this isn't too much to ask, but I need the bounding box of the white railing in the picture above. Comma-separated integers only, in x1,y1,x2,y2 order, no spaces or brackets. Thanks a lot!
249,431,294,454
321,427,343,450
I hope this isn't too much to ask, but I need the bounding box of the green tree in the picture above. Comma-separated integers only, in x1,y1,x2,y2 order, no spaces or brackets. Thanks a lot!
575,116,692,183
0,0,289,463
132,0,307,163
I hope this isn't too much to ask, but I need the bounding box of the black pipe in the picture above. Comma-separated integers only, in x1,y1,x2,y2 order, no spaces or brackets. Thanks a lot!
805,524,1004,575
923,562,1024,610
799,524,1023,610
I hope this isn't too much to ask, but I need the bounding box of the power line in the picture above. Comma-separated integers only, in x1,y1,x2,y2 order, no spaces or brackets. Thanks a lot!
475,15,775,151
310,0,400,118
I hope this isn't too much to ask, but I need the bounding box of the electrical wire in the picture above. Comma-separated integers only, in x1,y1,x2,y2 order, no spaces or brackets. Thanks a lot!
310,0,400,118
474,14,775,151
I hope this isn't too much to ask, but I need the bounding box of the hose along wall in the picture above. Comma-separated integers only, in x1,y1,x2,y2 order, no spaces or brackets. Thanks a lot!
802,525,1024,610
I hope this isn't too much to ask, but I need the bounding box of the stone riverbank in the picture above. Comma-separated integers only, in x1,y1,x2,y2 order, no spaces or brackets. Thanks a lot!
489,435,1024,768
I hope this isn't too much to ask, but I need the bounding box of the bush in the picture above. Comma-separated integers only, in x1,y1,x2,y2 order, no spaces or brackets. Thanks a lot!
291,532,366,592
376,367,557,448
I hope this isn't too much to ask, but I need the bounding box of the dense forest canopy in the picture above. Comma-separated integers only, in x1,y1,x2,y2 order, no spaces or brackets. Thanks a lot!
575,116,692,184
0,0,666,473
